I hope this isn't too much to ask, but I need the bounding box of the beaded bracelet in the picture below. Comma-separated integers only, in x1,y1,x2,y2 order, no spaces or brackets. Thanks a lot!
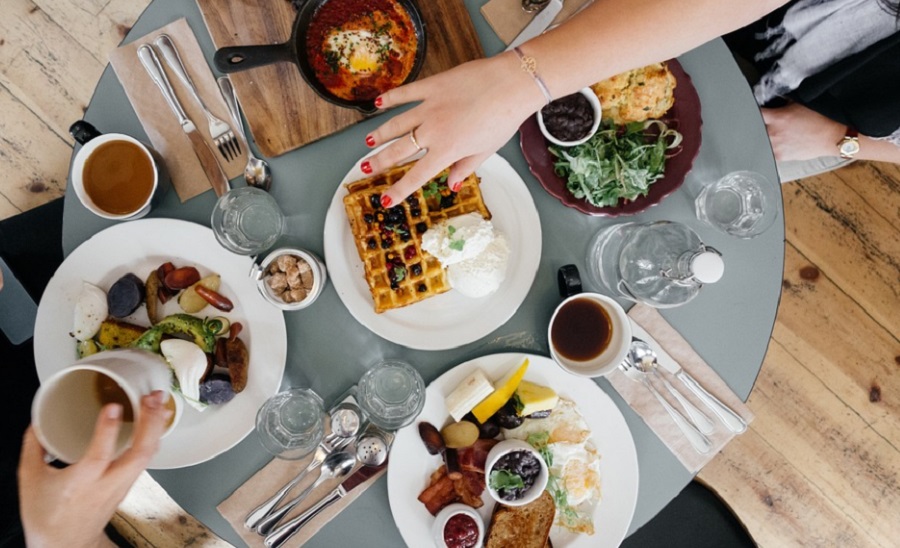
513,46,553,105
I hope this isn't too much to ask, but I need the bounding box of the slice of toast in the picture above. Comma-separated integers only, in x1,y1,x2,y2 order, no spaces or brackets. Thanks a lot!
485,490,555,548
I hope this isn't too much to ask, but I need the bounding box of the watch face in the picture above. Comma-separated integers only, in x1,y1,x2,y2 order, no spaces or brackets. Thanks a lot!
840,138,860,157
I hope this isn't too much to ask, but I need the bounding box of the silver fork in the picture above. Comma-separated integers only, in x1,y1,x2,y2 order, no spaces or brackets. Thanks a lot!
153,34,241,161
243,433,350,531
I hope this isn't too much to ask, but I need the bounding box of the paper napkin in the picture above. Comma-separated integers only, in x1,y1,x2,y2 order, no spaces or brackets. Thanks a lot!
217,453,386,548
606,304,755,473
108,18,246,202
481,0,592,46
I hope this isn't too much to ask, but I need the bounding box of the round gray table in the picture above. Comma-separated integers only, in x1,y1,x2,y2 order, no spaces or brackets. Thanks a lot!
61,0,784,545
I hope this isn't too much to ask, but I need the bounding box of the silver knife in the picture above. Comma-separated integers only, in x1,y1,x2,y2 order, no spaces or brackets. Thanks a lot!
505,0,564,51
656,346,748,434
137,44,230,197
264,461,388,548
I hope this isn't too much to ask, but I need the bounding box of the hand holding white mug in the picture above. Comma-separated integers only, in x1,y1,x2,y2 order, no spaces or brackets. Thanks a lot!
18,391,171,548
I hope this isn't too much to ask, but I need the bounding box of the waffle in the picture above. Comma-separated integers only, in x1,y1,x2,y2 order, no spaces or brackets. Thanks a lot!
343,162,491,313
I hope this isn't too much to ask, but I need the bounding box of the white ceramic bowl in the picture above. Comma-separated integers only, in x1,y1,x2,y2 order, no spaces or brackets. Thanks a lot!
537,87,602,147
485,439,549,507
252,247,327,311
431,503,484,548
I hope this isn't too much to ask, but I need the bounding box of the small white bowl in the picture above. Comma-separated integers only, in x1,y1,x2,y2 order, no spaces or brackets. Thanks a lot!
431,503,484,548
485,439,549,507
537,87,602,147
252,247,327,311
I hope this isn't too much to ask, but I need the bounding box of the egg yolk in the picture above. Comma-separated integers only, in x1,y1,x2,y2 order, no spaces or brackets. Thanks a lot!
326,29,392,74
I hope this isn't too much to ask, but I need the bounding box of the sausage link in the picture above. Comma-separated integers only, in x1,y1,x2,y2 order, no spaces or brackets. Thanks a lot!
195,285,234,311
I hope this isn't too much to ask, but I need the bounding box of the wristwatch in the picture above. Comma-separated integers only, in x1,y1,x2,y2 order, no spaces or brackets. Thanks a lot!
838,128,860,159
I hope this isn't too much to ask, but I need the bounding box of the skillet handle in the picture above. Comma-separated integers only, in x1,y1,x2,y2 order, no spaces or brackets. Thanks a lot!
213,43,296,73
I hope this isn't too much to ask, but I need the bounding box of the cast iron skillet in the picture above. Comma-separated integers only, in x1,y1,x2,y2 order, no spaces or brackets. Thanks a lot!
213,0,427,114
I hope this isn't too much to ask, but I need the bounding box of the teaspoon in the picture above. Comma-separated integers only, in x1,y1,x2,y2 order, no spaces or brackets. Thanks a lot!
629,340,716,435
632,339,747,434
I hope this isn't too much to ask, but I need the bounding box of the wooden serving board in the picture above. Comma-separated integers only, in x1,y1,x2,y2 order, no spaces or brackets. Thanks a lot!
195,0,484,157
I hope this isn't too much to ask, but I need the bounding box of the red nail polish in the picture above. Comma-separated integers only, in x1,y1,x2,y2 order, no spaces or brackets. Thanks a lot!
374,96,383,108
361,161,373,174
381,194,393,208
365,135,376,147
451,180,463,193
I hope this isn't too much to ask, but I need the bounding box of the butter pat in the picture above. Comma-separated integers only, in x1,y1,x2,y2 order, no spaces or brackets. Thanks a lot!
515,380,558,416
446,368,495,422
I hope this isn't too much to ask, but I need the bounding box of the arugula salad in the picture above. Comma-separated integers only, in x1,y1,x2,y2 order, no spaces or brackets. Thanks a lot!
549,120,682,208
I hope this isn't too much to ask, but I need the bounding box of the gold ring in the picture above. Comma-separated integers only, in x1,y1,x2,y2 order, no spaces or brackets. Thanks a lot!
409,129,422,152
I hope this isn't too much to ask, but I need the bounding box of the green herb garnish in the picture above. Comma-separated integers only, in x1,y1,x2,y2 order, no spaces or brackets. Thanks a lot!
549,120,682,208
423,181,440,199
526,430,589,529
392,266,407,282
489,470,525,491
446,225,466,251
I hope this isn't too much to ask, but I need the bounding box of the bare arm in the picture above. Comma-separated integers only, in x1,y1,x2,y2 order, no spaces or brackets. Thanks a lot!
762,103,900,164
364,0,791,205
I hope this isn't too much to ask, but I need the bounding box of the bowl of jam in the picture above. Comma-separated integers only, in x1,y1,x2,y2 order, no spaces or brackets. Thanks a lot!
485,439,549,507
537,87,602,147
431,503,484,548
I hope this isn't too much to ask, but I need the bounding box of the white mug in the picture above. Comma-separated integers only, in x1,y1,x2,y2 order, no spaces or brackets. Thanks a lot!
69,121,159,220
548,292,632,377
31,348,177,463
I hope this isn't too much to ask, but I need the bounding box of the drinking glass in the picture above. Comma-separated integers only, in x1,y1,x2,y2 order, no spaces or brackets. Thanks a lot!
255,388,326,460
695,171,777,239
356,359,425,430
211,186,284,255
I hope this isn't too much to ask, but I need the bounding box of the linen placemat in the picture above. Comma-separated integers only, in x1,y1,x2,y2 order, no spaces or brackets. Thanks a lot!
607,304,754,473
481,0,591,45
108,18,246,202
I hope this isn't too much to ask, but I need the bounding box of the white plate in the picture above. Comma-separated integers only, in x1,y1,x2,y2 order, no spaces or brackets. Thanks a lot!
33,219,287,469
323,154,542,350
387,353,639,547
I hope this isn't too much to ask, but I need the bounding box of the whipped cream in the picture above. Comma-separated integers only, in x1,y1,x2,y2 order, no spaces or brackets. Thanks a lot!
448,233,509,298
422,213,510,298
421,213,493,266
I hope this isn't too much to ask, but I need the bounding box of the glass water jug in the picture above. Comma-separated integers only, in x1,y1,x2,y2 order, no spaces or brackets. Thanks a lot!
586,221,724,308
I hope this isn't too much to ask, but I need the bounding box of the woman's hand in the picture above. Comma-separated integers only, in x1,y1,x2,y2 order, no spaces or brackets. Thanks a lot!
362,53,546,206
18,391,171,548
761,103,847,161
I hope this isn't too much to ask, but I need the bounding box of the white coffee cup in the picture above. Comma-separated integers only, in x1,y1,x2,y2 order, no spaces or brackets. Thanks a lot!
548,292,632,377
31,348,176,463
70,132,159,220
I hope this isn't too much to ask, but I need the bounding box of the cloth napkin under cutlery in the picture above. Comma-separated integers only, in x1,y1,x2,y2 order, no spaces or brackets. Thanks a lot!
481,0,592,46
609,304,755,473
109,18,246,202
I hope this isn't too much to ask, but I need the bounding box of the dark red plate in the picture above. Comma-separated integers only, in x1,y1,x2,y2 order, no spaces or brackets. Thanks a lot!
519,59,702,216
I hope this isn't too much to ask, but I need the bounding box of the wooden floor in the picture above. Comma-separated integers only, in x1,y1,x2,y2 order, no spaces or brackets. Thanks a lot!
3,1,898,546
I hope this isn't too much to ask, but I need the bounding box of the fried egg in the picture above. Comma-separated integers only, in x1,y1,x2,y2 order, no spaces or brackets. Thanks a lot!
503,397,602,533
325,29,392,74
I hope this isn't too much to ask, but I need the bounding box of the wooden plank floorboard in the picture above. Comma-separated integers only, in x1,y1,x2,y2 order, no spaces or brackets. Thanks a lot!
3,1,899,546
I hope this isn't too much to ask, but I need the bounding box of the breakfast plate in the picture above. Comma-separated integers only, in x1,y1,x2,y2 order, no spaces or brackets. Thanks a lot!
323,154,542,350
33,219,287,469
387,353,639,547
520,58,702,216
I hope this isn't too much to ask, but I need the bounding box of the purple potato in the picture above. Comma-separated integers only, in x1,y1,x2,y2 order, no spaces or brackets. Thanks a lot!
199,374,236,405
